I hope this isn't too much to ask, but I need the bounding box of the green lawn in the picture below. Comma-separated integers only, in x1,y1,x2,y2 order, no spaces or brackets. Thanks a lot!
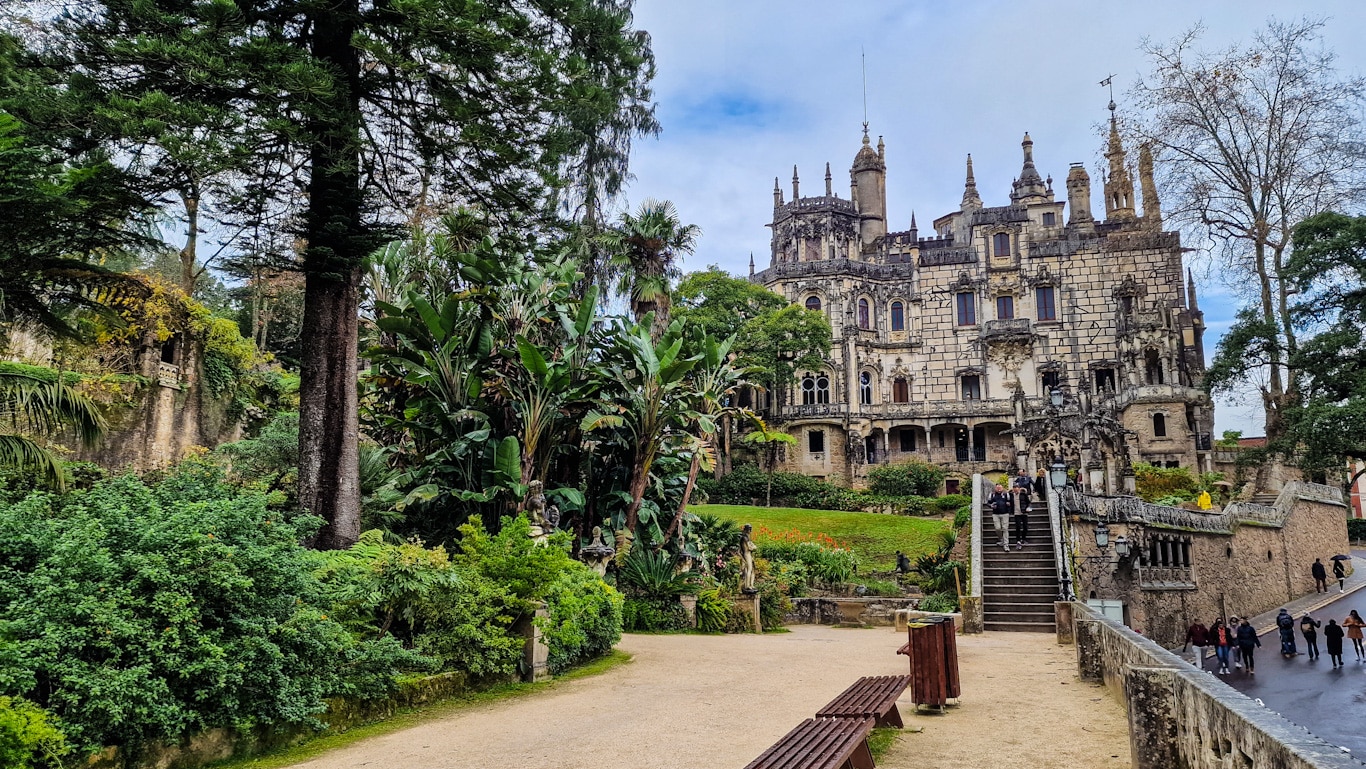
691,504,950,572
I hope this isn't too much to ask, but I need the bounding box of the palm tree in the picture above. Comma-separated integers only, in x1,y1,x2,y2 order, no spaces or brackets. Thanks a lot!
743,427,797,507
610,199,700,340
0,372,105,488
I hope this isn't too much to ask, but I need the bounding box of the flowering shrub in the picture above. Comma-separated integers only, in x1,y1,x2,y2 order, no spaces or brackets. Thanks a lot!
752,527,858,585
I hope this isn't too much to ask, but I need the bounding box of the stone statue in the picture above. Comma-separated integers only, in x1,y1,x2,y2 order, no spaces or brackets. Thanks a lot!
739,523,758,594
580,525,615,577
525,481,549,527
546,504,560,529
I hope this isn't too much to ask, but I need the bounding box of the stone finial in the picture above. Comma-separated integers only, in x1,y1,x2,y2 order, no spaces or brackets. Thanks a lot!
773,176,783,207
792,165,800,200
877,135,885,160
825,161,832,196
1139,142,1161,227
1012,131,1049,203
1187,268,1199,312
749,252,755,277
961,153,983,211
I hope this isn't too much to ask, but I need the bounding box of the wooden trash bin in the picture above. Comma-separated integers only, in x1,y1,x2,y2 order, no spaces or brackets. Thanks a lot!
897,616,961,710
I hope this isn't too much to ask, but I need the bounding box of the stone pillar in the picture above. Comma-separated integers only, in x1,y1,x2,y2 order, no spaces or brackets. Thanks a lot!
679,595,698,628
520,602,552,682
732,594,762,633
1074,617,1103,682
959,595,983,634
1055,601,1074,645
1124,667,1180,769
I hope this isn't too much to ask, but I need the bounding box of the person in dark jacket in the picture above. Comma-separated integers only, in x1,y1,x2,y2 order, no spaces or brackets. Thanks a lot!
987,484,1012,550
1184,620,1209,669
1325,618,1346,667
1236,620,1261,672
1334,558,1347,592
1210,619,1234,674
1033,468,1047,498
1276,608,1297,657
1312,558,1329,593
1010,470,1033,548
1301,613,1322,660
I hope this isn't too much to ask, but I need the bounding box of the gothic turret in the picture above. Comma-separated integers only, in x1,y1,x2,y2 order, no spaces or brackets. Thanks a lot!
1139,143,1161,228
1010,132,1050,204
1103,103,1136,221
851,125,887,245
1066,162,1094,227
792,165,800,201
824,162,832,196
773,177,783,207
961,154,983,211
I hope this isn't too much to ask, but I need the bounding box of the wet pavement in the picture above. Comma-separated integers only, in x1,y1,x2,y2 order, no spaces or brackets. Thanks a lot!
1209,552,1366,758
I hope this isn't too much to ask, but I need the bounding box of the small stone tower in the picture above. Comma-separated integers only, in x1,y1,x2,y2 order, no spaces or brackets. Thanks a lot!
961,154,983,212
1138,143,1161,228
1066,162,1094,227
1103,102,1136,221
851,125,887,247
1011,133,1051,204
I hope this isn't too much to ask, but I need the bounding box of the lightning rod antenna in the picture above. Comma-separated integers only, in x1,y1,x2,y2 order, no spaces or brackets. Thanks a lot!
861,47,868,133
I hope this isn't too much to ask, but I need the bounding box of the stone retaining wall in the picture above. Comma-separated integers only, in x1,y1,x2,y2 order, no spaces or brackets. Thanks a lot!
1072,601,1363,769
785,596,921,626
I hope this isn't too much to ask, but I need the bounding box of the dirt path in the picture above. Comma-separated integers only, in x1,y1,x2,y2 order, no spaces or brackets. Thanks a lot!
284,626,1128,769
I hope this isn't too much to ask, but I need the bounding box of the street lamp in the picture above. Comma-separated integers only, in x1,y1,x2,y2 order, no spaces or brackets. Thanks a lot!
1113,535,1132,560
1094,521,1110,549
1049,386,1064,408
1049,456,1068,490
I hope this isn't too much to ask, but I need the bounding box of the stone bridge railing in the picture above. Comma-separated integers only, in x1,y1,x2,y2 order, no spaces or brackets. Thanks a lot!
1059,480,1346,533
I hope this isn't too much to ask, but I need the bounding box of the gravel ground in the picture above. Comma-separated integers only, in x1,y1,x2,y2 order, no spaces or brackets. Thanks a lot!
283,625,1129,769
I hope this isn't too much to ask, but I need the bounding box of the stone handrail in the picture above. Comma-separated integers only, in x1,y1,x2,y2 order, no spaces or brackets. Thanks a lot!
969,473,984,599
1060,480,1347,534
775,403,848,419
1047,476,1069,600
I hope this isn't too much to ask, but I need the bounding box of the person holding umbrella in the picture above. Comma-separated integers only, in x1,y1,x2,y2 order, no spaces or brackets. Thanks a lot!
1332,555,1349,592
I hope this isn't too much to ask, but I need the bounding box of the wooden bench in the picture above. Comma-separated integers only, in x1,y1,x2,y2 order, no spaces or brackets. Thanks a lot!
815,675,911,728
743,716,876,769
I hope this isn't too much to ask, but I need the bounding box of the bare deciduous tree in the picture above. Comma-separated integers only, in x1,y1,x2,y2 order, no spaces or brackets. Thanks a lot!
1129,18,1366,437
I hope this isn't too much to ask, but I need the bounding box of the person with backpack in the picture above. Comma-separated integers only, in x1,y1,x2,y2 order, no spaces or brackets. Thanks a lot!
1301,613,1322,661
1326,618,1346,667
987,484,1012,551
1276,608,1297,657
1236,619,1262,673
1183,620,1209,670
1210,619,1234,675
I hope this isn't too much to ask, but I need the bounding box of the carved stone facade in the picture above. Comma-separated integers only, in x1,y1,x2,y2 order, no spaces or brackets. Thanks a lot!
752,114,1213,492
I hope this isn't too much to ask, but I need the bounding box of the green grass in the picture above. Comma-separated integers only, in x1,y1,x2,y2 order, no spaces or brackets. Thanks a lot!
206,651,632,769
867,727,901,760
691,504,950,572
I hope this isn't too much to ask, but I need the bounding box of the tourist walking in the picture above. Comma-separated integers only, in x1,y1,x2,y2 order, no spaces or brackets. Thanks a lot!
988,484,1012,551
1183,620,1209,669
1326,619,1346,667
1312,558,1329,593
1228,616,1243,669
1301,613,1322,661
1334,558,1347,592
1210,619,1234,675
1012,489,1031,549
1033,468,1047,498
1236,619,1261,673
1276,608,1297,657
1344,610,1366,661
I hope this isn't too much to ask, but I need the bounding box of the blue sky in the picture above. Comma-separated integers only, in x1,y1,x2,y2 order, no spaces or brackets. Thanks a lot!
624,0,1366,437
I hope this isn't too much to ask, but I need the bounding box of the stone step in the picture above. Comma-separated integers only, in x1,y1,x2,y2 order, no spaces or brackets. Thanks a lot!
984,620,1057,632
982,565,1057,575
982,585,1059,598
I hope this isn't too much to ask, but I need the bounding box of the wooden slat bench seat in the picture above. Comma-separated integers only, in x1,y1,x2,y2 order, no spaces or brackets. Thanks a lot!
743,716,876,769
815,675,911,728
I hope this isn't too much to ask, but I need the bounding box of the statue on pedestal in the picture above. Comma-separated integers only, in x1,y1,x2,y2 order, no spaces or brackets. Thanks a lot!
580,525,616,576
739,523,757,594
525,481,549,541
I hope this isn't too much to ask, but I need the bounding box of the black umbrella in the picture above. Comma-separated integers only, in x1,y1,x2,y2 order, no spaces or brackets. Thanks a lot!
1331,554,1352,561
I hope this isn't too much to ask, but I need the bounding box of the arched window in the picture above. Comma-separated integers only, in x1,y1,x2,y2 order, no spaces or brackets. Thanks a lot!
890,302,904,331
801,375,816,405
993,232,1011,257
1153,413,1167,437
805,295,821,312
859,371,873,405
892,377,909,403
815,375,831,404
858,298,871,329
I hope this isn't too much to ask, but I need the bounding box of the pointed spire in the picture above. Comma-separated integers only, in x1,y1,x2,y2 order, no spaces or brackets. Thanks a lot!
773,176,783,207
1104,101,1136,221
877,135,885,160
792,165,800,200
1011,131,1048,202
749,252,756,277
1187,268,1199,312
909,210,918,240
824,162,832,196
1139,142,1161,227
961,154,983,211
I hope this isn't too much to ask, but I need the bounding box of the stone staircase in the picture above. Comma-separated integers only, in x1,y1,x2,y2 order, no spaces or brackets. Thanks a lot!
981,503,1059,632
1250,493,1279,506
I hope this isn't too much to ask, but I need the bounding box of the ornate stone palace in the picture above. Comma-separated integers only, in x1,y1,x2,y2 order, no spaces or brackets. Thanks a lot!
750,108,1213,494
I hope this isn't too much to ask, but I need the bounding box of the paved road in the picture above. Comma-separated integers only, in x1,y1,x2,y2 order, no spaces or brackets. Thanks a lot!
1220,552,1366,758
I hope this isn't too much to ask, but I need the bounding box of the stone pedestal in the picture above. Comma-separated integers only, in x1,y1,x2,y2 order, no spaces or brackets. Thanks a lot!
958,596,984,634
732,594,761,633
679,595,698,628
520,602,551,682
1054,601,1074,645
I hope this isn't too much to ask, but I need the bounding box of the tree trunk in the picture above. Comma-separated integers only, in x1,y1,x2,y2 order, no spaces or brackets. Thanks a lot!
180,190,199,294
765,448,774,507
624,461,648,532
298,3,364,550
665,446,703,543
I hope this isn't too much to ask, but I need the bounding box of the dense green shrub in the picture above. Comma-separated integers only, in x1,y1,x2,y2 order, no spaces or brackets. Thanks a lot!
1348,518,1366,542
622,597,688,631
692,513,743,562
695,588,730,632
0,697,67,769
866,461,946,498
541,569,623,674
757,540,858,585
934,494,971,511
858,579,902,597
1133,463,1199,502
0,461,424,754
952,505,972,530
918,592,959,613
617,546,699,598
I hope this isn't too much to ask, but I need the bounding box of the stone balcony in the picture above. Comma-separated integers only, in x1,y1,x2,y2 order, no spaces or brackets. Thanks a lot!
775,403,848,420
980,318,1033,343
1105,383,1209,411
857,399,1020,421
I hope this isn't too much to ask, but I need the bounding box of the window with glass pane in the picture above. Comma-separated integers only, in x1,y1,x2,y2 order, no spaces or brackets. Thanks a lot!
961,375,981,400
815,375,830,404
1042,212,1056,226
891,302,904,331
859,372,872,405
1036,286,1056,321
801,375,816,405
993,232,1010,257
1153,413,1167,437
996,295,1014,320
892,377,909,403
809,430,825,453
956,293,976,326
805,295,821,311
858,298,870,329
